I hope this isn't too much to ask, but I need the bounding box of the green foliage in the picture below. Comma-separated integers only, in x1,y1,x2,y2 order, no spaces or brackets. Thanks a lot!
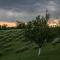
0,29,60,60
25,15,60,48
25,15,48,48
46,27,60,42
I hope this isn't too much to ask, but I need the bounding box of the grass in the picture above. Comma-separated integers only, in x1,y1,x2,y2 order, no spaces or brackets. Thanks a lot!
0,29,60,60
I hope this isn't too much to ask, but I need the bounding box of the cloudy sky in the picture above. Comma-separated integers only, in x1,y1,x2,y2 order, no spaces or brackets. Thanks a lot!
0,0,60,22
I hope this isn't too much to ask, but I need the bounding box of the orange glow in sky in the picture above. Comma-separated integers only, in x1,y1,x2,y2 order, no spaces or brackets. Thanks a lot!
47,19,60,27
0,21,17,27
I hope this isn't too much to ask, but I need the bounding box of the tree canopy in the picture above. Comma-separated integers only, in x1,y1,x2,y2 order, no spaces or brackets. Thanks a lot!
25,14,60,55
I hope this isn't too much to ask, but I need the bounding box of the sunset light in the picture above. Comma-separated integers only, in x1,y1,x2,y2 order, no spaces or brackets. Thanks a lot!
47,19,60,27
0,21,17,27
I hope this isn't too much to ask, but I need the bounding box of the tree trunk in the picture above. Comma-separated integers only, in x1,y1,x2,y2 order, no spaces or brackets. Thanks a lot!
38,48,41,56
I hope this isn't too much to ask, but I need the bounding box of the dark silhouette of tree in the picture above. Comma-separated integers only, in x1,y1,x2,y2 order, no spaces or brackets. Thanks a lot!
2,24,7,30
25,14,60,56
36,15,40,21
0,25,2,29
25,15,48,56
45,9,50,22
16,21,25,29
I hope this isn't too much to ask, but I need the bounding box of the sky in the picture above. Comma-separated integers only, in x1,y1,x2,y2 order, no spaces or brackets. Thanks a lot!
0,0,60,22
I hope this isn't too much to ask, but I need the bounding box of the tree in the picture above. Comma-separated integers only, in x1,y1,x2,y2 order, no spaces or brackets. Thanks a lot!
16,21,26,29
25,15,60,56
2,24,7,30
25,15,48,56
45,9,50,22
0,25,2,29
36,15,40,21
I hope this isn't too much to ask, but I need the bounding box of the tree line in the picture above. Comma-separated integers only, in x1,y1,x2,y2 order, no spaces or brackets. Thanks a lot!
0,23,26,30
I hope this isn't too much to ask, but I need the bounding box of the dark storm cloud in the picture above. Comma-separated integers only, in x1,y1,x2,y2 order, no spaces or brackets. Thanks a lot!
0,0,60,22
0,0,47,12
0,0,58,10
